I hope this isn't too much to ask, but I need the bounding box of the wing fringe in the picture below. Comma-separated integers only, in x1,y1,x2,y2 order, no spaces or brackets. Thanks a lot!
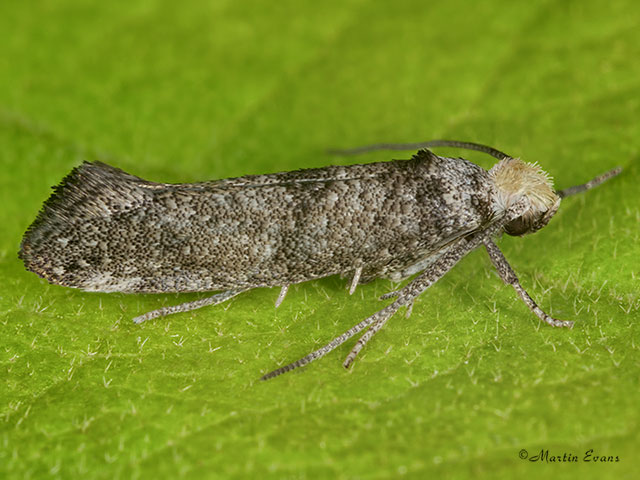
19,161,151,272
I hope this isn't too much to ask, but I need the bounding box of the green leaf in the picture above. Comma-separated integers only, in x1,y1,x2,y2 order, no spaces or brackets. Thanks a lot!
1,1,638,478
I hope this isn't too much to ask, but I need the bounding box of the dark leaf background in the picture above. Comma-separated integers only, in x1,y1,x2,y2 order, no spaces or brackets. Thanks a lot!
1,1,638,478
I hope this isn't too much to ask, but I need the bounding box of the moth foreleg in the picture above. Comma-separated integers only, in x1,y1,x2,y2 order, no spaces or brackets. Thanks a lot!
133,288,249,324
483,239,573,328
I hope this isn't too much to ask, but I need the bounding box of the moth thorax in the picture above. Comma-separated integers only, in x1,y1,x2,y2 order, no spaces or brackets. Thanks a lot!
490,158,561,236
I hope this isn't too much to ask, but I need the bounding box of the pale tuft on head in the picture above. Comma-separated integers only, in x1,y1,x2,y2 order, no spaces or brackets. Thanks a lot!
491,158,558,212
490,158,561,236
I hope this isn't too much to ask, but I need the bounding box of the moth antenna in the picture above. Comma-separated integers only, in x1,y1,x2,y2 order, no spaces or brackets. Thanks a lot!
328,139,511,160
557,167,622,198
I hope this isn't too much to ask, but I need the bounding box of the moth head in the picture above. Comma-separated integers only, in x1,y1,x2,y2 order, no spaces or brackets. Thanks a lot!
490,158,561,236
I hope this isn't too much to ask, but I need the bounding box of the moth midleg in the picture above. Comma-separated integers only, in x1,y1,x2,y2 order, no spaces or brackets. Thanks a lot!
275,285,289,308
348,267,362,295
133,288,249,324
483,239,573,328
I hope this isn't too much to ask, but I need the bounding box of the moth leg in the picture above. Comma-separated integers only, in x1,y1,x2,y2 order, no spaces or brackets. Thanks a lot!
133,288,249,324
483,239,573,328
342,238,480,368
348,267,362,295
342,298,420,369
262,232,488,380
260,300,404,381
379,289,399,300
404,300,414,319
342,314,391,368
379,247,456,301
275,285,289,308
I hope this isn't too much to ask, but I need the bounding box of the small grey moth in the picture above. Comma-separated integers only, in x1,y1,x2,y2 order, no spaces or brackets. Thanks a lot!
19,140,621,380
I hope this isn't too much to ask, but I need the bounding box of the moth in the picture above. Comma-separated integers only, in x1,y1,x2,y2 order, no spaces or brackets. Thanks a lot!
19,140,620,380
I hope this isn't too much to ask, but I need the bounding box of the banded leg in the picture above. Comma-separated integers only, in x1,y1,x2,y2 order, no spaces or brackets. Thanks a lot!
133,288,249,324
342,234,490,368
262,231,492,380
260,301,404,381
483,240,573,328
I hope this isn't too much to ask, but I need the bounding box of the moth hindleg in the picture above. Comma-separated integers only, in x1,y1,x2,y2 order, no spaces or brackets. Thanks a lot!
261,230,493,380
133,288,249,324
342,236,485,368
260,300,404,381
483,239,573,328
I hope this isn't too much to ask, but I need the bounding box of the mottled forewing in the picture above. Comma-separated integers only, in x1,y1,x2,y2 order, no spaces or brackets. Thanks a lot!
20,151,497,293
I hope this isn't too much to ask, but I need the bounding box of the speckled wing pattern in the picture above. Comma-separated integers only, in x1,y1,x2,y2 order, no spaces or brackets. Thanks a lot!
20,150,497,294
21,141,619,378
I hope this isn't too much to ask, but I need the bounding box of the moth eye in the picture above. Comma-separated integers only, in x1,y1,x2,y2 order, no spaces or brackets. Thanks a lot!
504,216,531,236
505,208,557,237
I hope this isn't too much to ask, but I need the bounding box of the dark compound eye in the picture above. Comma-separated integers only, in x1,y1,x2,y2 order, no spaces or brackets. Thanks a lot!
505,207,558,237
504,216,532,236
